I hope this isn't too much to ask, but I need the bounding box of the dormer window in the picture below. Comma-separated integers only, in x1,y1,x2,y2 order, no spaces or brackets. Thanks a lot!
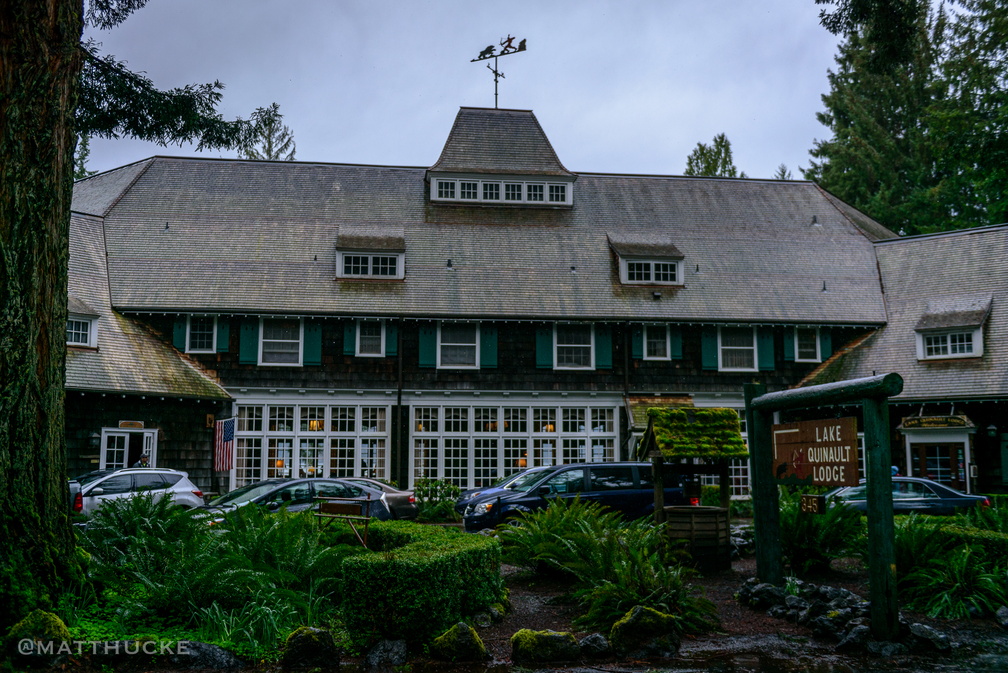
624,259,680,284
431,177,573,206
913,294,990,361
67,314,97,348
335,224,406,281
608,233,685,287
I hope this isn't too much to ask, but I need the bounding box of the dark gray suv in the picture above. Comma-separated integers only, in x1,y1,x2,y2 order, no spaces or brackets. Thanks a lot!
462,461,687,531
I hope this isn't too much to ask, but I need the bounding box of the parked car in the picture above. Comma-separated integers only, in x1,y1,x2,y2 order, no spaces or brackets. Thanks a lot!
69,467,204,516
462,462,687,532
343,477,418,520
826,476,990,515
200,477,391,524
455,469,537,516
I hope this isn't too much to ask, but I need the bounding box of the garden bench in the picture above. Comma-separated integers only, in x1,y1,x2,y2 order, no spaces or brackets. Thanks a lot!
315,495,372,547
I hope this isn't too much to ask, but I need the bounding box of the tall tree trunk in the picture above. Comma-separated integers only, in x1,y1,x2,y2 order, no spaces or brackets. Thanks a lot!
0,0,84,630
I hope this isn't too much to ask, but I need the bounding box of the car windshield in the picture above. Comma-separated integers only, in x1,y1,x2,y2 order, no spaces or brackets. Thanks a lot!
510,467,562,493
75,471,112,487
211,481,286,506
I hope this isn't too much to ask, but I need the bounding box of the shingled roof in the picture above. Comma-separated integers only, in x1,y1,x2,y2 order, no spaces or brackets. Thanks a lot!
802,224,1008,401
71,108,894,326
66,212,230,400
428,107,573,176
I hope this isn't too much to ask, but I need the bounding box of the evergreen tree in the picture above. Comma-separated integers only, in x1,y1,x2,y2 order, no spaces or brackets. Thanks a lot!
240,103,297,161
74,135,98,180
1,0,255,631
684,133,745,178
815,0,929,68
805,3,948,234
773,164,793,180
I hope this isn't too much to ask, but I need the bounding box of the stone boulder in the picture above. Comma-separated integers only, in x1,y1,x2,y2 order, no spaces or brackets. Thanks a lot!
578,633,612,658
609,605,681,659
510,629,580,665
4,609,72,667
365,639,408,669
429,622,487,662
281,627,339,670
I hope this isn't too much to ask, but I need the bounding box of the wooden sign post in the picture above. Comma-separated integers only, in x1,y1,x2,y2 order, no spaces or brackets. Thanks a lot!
745,373,902,641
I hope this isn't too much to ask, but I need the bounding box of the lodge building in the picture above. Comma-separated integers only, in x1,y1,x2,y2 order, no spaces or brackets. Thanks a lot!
66,106,1007,497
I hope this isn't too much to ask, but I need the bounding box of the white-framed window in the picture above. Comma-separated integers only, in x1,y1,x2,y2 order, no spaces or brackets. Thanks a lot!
66,314,97,348
438,322,479,369
916,328,983,360
718,326,757,371
430,177,572,205
620,258,682,285
336,251,404,280
187,315,216,353
555,324,594,370
794,327,820,362
356,320,385,357
644,324,670,360
260,318,303,366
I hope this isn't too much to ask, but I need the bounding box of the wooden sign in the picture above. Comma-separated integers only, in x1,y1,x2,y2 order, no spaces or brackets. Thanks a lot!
772,417,859,486
118,420,144,429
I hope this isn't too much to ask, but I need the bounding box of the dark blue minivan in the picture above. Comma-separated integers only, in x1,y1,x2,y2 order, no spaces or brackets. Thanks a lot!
462,461,687,531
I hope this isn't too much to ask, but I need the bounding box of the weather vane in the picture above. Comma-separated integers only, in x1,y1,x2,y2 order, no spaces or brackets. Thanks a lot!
471,35,527,108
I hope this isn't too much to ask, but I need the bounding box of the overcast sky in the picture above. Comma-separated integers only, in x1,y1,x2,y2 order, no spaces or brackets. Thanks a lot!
83,1,843,179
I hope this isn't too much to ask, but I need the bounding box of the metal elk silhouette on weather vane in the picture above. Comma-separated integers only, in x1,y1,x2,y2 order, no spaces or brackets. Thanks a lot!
471,35,527,108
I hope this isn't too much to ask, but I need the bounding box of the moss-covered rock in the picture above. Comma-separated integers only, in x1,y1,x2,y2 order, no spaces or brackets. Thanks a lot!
281,626,339,671
609,605,681,659
5,609,72,666
429,622,487,662
510,628,580,665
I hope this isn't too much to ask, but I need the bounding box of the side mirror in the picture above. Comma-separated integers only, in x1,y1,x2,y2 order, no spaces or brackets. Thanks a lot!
89,487,104,496
538,485,551,498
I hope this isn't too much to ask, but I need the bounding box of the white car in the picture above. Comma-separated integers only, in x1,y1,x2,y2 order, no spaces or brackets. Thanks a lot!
70,468,205,516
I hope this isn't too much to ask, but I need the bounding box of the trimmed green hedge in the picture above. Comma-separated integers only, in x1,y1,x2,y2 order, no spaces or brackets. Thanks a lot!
337,522,504,646
933,525,1008,556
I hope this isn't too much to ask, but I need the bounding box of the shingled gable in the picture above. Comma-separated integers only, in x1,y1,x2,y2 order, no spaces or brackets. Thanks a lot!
427,107,573,177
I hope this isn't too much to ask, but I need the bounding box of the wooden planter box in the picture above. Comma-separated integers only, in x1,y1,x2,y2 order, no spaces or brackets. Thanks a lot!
664,506,731,572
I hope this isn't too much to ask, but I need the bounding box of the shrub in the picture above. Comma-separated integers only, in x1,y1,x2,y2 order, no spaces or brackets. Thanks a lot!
337,521,504,647
777,488,864,576
901,544,1008,619
413,478,462,523
699,485,753,518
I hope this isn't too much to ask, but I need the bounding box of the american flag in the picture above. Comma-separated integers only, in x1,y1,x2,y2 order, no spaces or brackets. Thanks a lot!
213,418,235,472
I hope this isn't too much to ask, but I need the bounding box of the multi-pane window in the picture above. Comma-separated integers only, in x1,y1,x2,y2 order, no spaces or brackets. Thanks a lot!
795,327,820,362
261,318,301,365
431,178,570,204
237,405,263,432
338,253,402,279
187,315,215,352
645,325,669,360
444,407,469,433
361,407,386,433
555,324,593,369
330,406,355,432
475,408,498,432
300,406,325,432
437,180,456,199
562,408,585,433
438,323,478,368
533,408,556,433
719,326,757,371
66,318,94,347
505,183,523,201
622,259,680,285
357,321,384,356
504,408,527,433
269,405,295,432
924,331,975,358
415,407,439,433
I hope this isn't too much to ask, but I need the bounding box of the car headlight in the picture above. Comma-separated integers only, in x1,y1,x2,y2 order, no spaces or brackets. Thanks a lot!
472,502,495,515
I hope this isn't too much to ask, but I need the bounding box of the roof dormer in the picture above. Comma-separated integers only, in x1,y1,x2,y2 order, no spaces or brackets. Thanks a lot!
427,107,575,207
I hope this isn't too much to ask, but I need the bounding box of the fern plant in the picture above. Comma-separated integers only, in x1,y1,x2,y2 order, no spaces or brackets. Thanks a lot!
777,488,865,575
901,545,1008,619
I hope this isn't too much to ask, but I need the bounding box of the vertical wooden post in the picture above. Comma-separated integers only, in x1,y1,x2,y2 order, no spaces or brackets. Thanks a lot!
652,454,666,524
863,396,899,640
745,383,782,585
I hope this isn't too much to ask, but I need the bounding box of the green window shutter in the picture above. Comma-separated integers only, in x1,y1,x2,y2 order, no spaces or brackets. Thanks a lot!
595,325,612,369
304,321,322,366
631,326,643,359
782,327,795,361
819,329,833,360
418,324,437,368
239,319,259,364
173,317,187,350
343,321,356,356
669,326,683,360
701,328,719,371
757,328,775,371
385,322,398,357
480,324,498,369
535,326,554,369
215,318,229,353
